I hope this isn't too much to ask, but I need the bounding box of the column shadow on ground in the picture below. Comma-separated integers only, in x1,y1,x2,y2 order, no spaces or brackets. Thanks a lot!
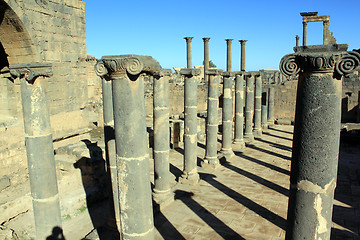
154,210,186,240
221,161,289,196
268,127,293,135
234,152,290,175
199,173,287,231
174,190,245,240
172,147,205,167
262,131,294,142
245,144,291,161
255,137,292,152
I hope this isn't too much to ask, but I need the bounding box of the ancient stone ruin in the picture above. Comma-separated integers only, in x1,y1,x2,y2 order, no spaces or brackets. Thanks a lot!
1,3,360,239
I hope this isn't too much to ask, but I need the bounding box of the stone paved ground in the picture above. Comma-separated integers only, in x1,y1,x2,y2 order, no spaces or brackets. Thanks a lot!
153,125,360,240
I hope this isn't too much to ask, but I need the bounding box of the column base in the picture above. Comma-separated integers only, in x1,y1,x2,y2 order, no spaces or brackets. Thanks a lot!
179,171,200,185
261,124,269,132
219,148,235,161
201,156,220,169
233,139,246,150
253,129,262,138
153,189,174,211
244,134,255,143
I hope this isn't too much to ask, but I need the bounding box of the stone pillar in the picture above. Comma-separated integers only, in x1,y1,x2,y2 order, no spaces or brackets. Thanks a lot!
10,63,61,239
203,38,210,82
179,68,201,185
152,69,174,208
184,37,194,68
302,21,307,46
261,105,268,130
202,69,223,168
95,55,161,240
220,72,235,160
296,35,299,47
267,86,275,125
239,40,247,71
244,72,255,143
253,73,262,137
233,72,245,149
226,39,233,72
323,20,329,45
100,76,120,230
280,45,360,240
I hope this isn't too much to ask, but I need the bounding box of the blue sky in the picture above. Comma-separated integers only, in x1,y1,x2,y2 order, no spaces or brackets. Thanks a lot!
85,0,360,71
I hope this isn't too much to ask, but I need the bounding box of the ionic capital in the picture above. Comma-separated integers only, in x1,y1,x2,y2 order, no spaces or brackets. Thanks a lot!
9,63,53,84
239,40,248,45
280,45,360,79
94,55,161,79
233,71,246,76
202,38,210,42
205,69,223,76
222,71,235,77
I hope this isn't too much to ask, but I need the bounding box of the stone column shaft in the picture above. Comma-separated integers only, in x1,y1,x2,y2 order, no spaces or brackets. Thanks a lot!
101,77,120,230
244,73,255,142
323,20,329,45
202,69,223,168
153,70,173,207
179,68,200,185
221,73,234,160
296,35,299,47
10,63,61,239
280,45,360,240
261,105,268,130
184,37,194,68
226,39,233,72
203,38,210,82
267,86,275,125
253,74,262,137
303,21,307,46
233,73,245,149
239,40,247,71
95,55,161,240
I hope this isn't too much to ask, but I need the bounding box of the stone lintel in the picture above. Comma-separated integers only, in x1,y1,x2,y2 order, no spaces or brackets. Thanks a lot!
159,69,172,77
222,71,235,77
94,54,161,79
247,71,260,77
294,44,348,53
180,68,201,77
205,69,223,76
9,63,53,84
233,71,246,76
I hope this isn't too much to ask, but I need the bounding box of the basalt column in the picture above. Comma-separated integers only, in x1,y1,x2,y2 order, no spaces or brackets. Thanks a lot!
233,72,245,149
179,68,201,185
267,86,275,125
10,63,61,239
95,55,161,240
261,105,268,130
202,69,223,168
244,72,255,143
226,39,233,72
184,37,194,68
239,40,247,71
221,72,235,160
280,45,360,240
253,73,262,137
153,69,174,207
99,74,120,230
203,38,210,82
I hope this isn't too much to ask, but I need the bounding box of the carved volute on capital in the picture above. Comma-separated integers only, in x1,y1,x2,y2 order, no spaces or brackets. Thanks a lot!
94,55,161,79
280,45,360,80
9,63,53,84
205,69,223,76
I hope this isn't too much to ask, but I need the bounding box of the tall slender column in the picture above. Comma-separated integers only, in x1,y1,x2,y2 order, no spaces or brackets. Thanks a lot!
184,37,194,68
239,40,248,71
152,69,174,208
253,73,262,137
179,68,201,185
261,105,268,130
302,21,307,46
203,38,210,82
202,69,223,168
267,86,275,125
323,20,329,45
280,45,360,240
244,72,255,143
226,39,233,72
100,76,120,230
220,72,234,160
10,63,61,239
296,35,299,47
233,72,245,149
95,55,161,240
